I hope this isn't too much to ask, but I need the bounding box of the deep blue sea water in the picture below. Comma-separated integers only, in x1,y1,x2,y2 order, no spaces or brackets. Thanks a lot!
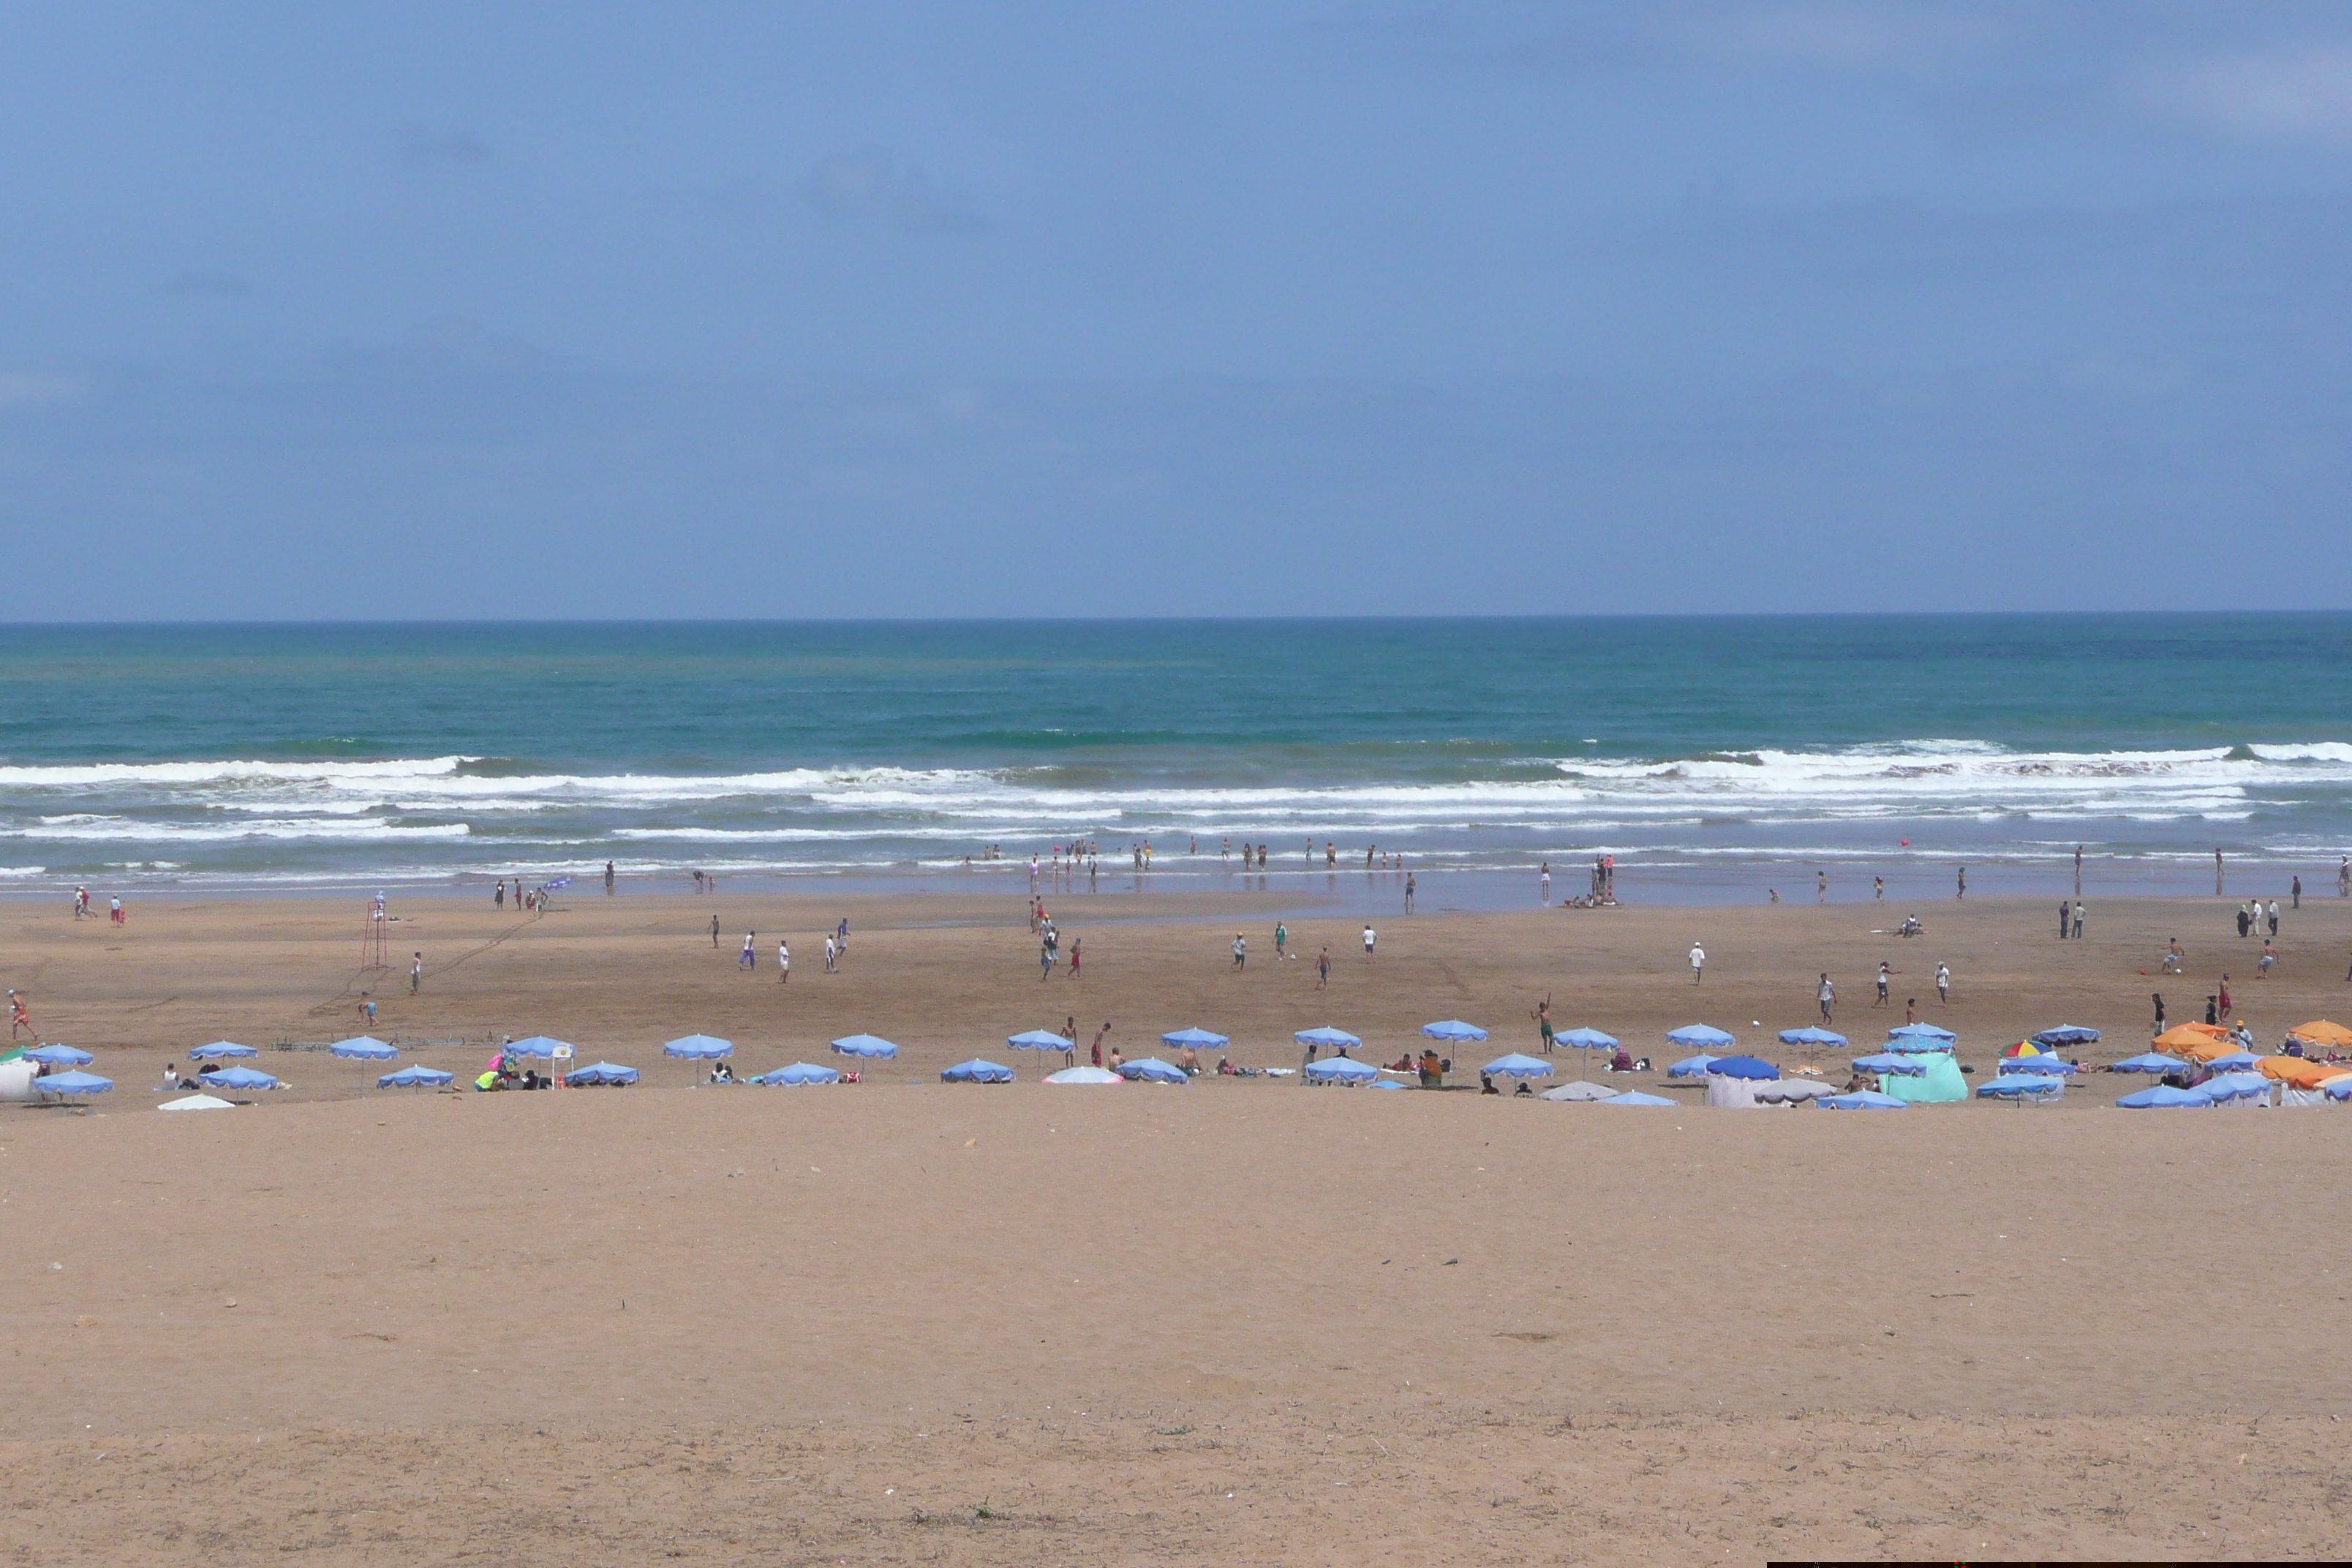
1,617,2347,904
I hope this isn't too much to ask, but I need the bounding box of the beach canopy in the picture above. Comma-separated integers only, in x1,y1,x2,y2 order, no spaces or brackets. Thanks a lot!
1598,1090,1676,1106
26,1044,93,1066
34,1070,112,1096
662,1034,733,1060
1558,1027,1618,1049
2260,1056,2337,1089
157,1093,235,1112
1820,1090,1908,1109
2204,1049,2261,1071
1997,1056,2077,1076
377,1064,453,1088
2118,1083,2210,1109
1705,1055,1780,1080
941,1058,1014,1083
200,1065,279,1090
499,1035,572,1059
1539,1080,1618,1101
2201,1071,2270,1103
1294,1026,1362,1049
2110,1052,2189,1074
1851,1052,1927,1076
565,1061,639,1085
2288,1019,2352,1049
329,1035,397,1060
1665,1054,1719,1079
1043,1065,1120,1085
1304,1056,1378,1083
1977,1076,2062,1098
1159,1028,1227,1049
2327,1077,2352,1102
1755,1080,1835,1104
1119,1057,1189,1084
753,1062,839,1085
1666,1025,1736,1048
1481,1053,1553,1079
830,1033,900,1058
187,1041,256,1060
2032,1025,2101,1047
1005,1030,1071,1052
1422,1020,1489,1041
1778,1027,1847,1047
2153,1025,2223,1052
1886,1022,1956,1043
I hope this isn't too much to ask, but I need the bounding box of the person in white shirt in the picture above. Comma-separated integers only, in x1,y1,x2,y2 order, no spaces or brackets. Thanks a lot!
1935,962,1950,1003
1362,924,1376,956
1817,973,1835,1023
1689,943,1705,984
777,938,789,984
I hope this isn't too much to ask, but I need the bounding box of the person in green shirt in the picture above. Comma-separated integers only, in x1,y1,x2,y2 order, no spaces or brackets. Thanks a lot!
1274,921,1288,961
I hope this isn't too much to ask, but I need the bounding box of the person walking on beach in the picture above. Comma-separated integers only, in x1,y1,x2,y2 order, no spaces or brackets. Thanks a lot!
1533,995,1554,1054
1404,872,1416,913
1040,932,1055,981
1874,962,1895,1006
410,951,423,994
2260,940,2277,979
1817,972,1835,1025
1229,932,1248,971
1935,961,1950,1003
2268,900,2280,938
110,895,124,925
1089,1021,1109,1068
2152,992,2166,1036
2217,975,2233,1019
2293,874,2302,909
1274,921,1288,961
1362,923,1376,957
2236,902,2252,938
740,932,755,970
778,938,790,984
822,934,836,974
1689,942,1705,984
7,990,31,1041
1068,935,1081,978
710,915,720,948
1316,946,1330,989
2073,900,2086,939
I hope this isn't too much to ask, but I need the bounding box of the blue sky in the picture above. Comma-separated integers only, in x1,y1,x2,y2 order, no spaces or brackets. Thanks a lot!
4,2,2350,616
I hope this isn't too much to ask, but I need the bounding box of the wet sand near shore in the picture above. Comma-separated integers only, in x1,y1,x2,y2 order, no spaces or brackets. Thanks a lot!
4,889,2350,1563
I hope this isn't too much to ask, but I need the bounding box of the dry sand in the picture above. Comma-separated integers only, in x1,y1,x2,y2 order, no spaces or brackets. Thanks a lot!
4,887,2350,1563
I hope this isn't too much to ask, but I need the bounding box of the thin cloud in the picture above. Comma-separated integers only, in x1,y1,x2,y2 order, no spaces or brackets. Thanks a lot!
797,147,989,235
0,371,91,407
2141,46,2352,143
397,121,493,167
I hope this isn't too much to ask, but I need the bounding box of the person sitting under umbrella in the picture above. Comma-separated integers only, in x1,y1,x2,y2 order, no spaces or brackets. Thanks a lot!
1419,1049,1445,1088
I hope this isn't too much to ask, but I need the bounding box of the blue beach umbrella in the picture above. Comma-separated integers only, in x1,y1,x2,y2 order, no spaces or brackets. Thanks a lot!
753,1062,839,1085
1367,1080,1406,1090
2204,1050,2260,1071
1997,1056,2076,1076
2032,1025,2101,1047
26,1044,93,1066
2200,1071,2270,1103
2117,1083,2210,1109
1006,1030,1071,1052
1976,1076,2062,1098
1887,1022,1956,1043
2110,1052,2189,1074
1304,1057,1379,1084
187,1041,256,1060
1557,1028,1618,1051
941,1059,1014,1083
199,1065,279,1090
1778,1027,1847,1048
1120,1057,1190,1084
1160,1028,1228,1049
663,1034,733,1059
1665,1054,1718,1079
1850,1052,1927,1076
377,1065,453,1089
2326,1077,2352,1102
1705,1055,1780,1080
1294,1026,1362,1052
500,1035,572,1059
1820,1090,1908,1109
1423,1020,1488,1042
1597,1090,1676,1106
1666,1025,1736,1049
33,1070,111,1096
830,1034,900,1058
565,1061,640,1086
329,1036,397,1060
1480,1053,1553,1079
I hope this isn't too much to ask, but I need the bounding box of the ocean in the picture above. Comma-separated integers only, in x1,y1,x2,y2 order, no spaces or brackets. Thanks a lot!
1,617,2347,905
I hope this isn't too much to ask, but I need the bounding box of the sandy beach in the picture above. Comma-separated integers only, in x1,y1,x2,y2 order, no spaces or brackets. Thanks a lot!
5,886,2351,1563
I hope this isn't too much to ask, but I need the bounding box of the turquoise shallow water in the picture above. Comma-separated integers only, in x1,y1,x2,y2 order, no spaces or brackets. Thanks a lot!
0,616,2347,901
